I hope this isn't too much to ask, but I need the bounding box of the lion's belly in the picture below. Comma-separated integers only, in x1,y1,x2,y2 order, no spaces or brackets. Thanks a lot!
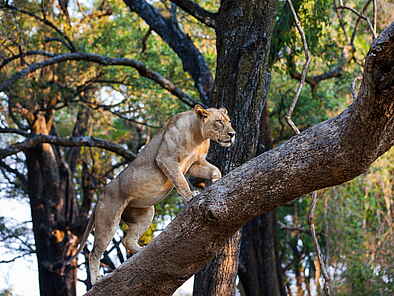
125,167,175,207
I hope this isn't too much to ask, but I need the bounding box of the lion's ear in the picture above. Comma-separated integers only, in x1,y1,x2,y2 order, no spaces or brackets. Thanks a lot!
219,107,228,115
194,104,210,119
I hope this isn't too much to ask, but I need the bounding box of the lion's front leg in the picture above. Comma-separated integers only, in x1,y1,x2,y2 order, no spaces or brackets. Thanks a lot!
156,157,194,203
188,160,222,182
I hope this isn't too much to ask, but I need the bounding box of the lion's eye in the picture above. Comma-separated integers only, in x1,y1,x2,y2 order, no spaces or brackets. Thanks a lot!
215,120,224,127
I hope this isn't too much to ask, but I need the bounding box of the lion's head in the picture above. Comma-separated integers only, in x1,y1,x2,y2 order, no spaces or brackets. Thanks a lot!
194,104,236,147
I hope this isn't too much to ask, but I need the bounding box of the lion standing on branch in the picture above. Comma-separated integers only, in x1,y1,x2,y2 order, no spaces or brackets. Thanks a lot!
72,105,236,284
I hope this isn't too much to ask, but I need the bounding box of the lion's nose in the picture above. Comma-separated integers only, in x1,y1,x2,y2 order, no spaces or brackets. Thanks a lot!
228,131,236,137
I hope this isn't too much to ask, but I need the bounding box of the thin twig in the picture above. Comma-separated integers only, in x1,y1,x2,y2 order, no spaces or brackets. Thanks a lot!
285,0,312,135
308,192,332,295
0,253,30,264
349,0,373,48
337,5,377,39
372,0,377,33
285,1,331,295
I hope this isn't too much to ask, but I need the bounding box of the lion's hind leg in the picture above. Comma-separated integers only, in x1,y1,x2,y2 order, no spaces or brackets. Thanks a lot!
89,193,126,285
121,205,155,254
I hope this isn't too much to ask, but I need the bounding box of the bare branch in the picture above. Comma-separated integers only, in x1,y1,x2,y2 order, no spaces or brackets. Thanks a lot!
287,56,345,89
337,5,377,39
0,253,31,264
372,0,377,33
77,97,161,129
349,0,373,48
0,159,28,190
278,221,312,235
284,0,312,134
0,50,56,70
308,192,332,295
284,2,331,295
0,128,30,137
0,3,76,51
169,0,217,28
0,52,198,107
0,134,136,160
140,27,152,53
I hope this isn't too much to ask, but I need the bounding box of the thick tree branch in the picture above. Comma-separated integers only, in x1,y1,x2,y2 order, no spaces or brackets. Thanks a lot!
169,0,217,28
123,0,213,103
0,134,136,160
86,23,394,296
0,50,56,70
0,52,197,107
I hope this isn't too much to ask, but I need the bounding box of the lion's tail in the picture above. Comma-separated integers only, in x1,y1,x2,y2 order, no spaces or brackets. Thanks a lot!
67,207,95,265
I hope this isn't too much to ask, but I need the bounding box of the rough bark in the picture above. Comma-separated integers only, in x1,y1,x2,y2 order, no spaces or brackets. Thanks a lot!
85,22,394,296
193,231,241,296
239,213,282,296
238,107,285,296
193,0,277,294
25,115,80,296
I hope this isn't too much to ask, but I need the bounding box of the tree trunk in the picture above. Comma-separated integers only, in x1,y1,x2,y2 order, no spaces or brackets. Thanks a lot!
85,23,394,296
25,115,79,296
237,105,286,296
193,0,277,295
193,232,241,296
239,212,282,296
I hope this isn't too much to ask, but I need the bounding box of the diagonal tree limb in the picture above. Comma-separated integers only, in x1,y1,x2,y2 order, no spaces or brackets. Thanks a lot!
0,52,197,107
169,0,217,28
0,134,136,160
85,22,394,296
123,0,213,103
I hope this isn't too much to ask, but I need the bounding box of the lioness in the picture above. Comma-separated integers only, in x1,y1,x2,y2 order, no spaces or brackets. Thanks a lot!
74,105,235,284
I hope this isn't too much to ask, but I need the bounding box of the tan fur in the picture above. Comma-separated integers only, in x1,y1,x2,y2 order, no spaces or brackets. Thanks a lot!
77,105,235,284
